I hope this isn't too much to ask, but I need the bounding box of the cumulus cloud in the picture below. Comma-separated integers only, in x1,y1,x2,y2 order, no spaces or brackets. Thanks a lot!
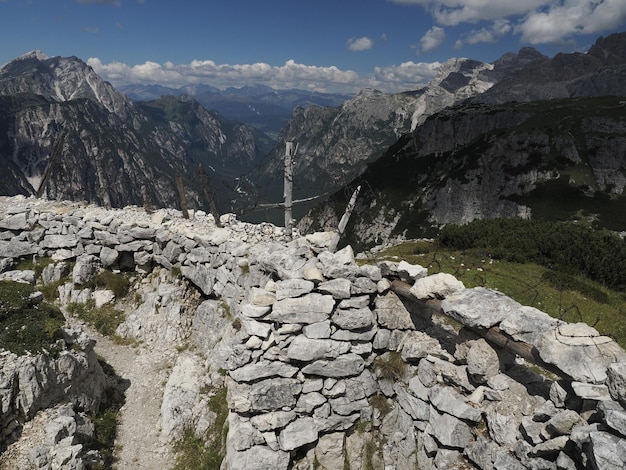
457,19,512,47
347,37,374,51
420,26,446,52
390,0,626,45
373,61,441,89
88,57,441,94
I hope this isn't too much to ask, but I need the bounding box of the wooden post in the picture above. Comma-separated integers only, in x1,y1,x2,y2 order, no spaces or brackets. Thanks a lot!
175,174,189,219
284,141,295,237
198,164,222,227
329,185,361,252
36,132,66,198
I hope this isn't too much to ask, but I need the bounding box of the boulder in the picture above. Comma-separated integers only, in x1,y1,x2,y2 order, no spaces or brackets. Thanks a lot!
466,339,500,384
301,353,365,378
441,287,522,329
410,272,464,300
286,336,350,362
278,417,318,451
72,254,99,285
607,361,626,407
269,293,335,324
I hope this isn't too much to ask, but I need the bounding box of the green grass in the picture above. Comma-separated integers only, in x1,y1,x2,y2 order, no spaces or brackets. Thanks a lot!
173,386,229,470
372,242,626,348
67,300,125,337
86,270,131,299
0,280,65,355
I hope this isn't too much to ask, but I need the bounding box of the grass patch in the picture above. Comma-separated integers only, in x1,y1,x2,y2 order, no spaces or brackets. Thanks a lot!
87,270,131,299
0,280,65,355
14,256,55,279
173,386,229,470
67,300,125,337
372,240,626,348
372,351,406,381
369,394,392,417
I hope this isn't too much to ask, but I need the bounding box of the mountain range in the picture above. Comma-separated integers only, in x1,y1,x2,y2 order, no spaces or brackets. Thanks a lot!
118,82,351,139
1,32,626,248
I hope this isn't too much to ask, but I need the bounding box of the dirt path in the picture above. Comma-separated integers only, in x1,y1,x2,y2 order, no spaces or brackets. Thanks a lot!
91,331,176,470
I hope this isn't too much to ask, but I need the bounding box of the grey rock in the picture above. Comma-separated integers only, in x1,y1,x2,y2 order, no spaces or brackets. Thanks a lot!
328,396,369,416
317,278,351,299
228,378,302,414
72,254,99,285
224,445,290,470
587,431,626,470
278,417,318,451
241,303,271,319
571,381,611,401
410,272,464,300
0,269,35,284
607,361,626,407
338,295,369,309
302,320,331,339
350,277,378,294
536,322,626,383
395,385,430,421
250,411,297,432
427,407,473,449
228,414,265,451
99,246,119,267
400,331,442,362
230,360,299,383
499,306,559,344
241,319,272,339
331,306,374,331
465,435,500,469
301,353,365,378
286,336,350,362
466,338,500,384
598,400,626,437
295,392,327,414
441,287,522,329
374,291,415,330
42,234,78,249
275,279,314,300
0,239,38,257
486,408,520,446
269,293,335,324
397,260,427,282
181,264,214,296
428,384,482,422
0,212,29,231
315,432,345,470
249,287,276,306
546,410,585,437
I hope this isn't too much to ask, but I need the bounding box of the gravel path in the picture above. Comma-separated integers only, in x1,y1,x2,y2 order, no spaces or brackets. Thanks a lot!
92,332,176,470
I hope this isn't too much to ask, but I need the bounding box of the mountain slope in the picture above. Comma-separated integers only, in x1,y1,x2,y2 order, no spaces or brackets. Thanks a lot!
0,52,265,211
238,54,535,222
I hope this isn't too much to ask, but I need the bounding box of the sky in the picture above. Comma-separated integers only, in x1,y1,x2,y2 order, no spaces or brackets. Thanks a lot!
1,0,626,94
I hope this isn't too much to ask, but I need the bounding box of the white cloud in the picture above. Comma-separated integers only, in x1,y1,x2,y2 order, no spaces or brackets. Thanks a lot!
389,0,626,45
373,61,441,89
420,26,446,52
347,37,374,51
516,0,626,44
88,57,441,94
458,19,512,47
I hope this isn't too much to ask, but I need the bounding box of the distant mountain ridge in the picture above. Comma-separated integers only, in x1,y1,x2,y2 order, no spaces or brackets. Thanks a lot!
118,83,351,138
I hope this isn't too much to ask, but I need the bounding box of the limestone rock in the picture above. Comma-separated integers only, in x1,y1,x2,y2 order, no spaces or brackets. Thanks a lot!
286,336,350,362
466,338,500,384
607,361,626,407
301,353,365,378
229,360,299,382
441,287,522,329
374,291,415,330
279,417,318,451
410,272,464,300
269,293,335,324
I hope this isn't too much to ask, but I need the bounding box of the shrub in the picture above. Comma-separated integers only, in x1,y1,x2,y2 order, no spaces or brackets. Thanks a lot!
89,270,131,299
372,351,406,381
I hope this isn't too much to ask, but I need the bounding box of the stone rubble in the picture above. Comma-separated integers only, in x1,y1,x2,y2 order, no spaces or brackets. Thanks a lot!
1,195,626,469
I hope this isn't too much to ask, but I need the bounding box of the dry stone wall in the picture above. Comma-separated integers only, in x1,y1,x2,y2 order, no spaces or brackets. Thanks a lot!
1,195,626,469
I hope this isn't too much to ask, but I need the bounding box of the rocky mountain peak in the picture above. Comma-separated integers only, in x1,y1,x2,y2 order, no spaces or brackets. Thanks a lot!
588,31,626,65
0,51,131,118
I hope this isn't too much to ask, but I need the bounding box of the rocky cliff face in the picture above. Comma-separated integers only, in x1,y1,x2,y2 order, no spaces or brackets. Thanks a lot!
301,95,626,249
0,52,265,212
299,32,626,249
2,196,626,469
239,57,509,222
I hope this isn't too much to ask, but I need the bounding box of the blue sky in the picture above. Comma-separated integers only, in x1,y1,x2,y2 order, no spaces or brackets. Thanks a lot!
2,0,626,93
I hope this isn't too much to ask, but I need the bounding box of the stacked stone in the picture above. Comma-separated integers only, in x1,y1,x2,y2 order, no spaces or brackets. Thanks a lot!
3,196,626,469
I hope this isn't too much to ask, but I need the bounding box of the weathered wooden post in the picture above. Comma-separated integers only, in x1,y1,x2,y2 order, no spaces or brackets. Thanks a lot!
198,164,222,227
36,132,66,199
284,141,295,237
175,174,189,219
329,185,361,252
